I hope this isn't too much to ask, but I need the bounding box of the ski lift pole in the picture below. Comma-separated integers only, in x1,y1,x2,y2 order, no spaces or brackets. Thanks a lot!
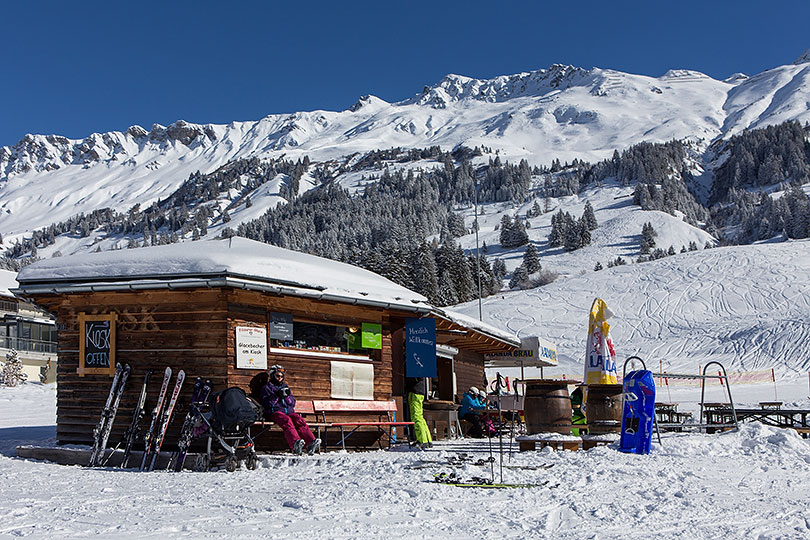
509,378,519,462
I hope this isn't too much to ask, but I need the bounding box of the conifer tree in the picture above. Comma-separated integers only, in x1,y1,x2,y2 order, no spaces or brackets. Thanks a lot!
523,244,541,274
492,258,507,282
509,264,529,290
436,269,459,306
0,349,27,387
578,217,591,248
446,211,467,238
411,242,439,304
582,201,598,230
640,222,657,254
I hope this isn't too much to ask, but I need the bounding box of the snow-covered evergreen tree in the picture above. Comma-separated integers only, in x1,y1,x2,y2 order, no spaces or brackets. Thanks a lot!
582,201,598,230
640,222,657,254
509,264,529,290
411,242,439,304
436,269,459,306
523,244,541,274
492,258,507,283
0,349,27,387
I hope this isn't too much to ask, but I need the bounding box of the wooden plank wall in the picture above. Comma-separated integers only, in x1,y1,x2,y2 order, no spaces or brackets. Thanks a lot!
35,285,489,450
43,289,231,447
37,287,403,450
454,348,486,401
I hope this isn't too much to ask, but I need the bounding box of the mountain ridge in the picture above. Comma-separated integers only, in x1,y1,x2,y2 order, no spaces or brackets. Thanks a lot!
0,55,808,240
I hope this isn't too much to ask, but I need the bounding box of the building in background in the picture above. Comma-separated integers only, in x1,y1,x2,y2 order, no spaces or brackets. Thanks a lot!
0,270,58,383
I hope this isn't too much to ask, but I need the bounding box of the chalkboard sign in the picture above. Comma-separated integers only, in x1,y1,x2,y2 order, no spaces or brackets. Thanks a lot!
78,313,117,377
269,312,293,340
405,318,436,378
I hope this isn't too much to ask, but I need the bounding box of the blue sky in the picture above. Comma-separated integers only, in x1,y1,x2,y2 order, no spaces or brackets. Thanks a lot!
1,0,807,147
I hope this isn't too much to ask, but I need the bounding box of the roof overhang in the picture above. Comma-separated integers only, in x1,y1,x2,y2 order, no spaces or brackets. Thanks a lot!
14,275,520,352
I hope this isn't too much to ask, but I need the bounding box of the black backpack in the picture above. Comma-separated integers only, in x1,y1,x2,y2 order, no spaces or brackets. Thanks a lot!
212,387,262,432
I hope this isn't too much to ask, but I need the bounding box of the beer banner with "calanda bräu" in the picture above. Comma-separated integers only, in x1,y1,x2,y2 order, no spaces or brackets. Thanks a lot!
584,298,618,384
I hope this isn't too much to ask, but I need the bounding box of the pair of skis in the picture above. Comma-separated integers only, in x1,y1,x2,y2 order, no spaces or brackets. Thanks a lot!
432,471,555,489
88,363,131,467
169,377,212,472
140,368,185,471
97,369,155,467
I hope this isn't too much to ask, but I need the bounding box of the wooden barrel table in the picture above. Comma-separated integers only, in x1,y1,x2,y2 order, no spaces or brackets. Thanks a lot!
523,379,573,435
585,384,624,433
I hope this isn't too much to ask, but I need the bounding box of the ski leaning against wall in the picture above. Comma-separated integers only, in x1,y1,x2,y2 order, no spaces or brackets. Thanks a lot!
584,298,618,385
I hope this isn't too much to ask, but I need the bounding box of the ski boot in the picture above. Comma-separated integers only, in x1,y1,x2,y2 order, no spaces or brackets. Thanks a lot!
293,439,305,456
305,438,321,455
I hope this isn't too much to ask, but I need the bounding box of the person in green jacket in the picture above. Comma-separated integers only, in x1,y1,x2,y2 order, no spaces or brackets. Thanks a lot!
571,386,588,436
405,377,432,449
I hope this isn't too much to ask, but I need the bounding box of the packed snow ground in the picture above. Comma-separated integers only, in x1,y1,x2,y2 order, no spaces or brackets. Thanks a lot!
1,382,809,539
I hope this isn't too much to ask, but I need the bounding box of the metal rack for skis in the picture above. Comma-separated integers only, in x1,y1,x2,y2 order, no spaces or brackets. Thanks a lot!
623,356,739,441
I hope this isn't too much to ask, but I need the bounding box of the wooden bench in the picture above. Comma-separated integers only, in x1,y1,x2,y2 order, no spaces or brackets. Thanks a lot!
252,401,331,445
312,400,414,451
759,401,783,410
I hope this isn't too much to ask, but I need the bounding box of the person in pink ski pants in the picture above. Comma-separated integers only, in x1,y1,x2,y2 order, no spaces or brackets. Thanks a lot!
259,364,321,455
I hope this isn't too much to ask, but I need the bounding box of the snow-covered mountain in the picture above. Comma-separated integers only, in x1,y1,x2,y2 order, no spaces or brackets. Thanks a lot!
1,54,809,238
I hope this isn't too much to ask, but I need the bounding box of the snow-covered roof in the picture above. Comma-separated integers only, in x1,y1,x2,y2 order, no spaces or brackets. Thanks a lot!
0,269,18,299
15,238,520,347
16,237,428,307
438,307,521,346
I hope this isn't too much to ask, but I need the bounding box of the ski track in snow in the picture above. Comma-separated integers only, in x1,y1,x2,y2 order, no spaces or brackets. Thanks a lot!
455,239,810,380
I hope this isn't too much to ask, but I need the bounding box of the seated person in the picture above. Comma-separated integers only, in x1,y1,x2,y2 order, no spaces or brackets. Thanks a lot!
259,364,321,455
459,386,496,438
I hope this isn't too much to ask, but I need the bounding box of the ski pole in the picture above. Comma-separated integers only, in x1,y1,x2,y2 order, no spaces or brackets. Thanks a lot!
496,372,504,484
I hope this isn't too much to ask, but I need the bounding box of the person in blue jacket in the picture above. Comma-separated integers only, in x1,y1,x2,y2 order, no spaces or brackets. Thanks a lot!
459,387,495,437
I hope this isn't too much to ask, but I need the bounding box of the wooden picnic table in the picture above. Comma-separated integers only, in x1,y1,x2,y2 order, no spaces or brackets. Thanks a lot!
703,407,810,431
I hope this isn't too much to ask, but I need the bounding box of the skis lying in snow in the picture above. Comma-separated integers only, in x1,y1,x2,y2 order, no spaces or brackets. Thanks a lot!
88,363,130,467
431,472,556,489
146,369,185,471
169,377,211,472
409,455,554,471
140,367,172,471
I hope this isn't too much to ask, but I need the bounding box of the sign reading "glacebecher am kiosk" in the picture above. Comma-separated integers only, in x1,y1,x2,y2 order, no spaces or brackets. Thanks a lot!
235,326,268,370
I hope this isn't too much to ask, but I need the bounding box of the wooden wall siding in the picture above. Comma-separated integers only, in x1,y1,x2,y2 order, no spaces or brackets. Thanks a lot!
390,321,406,397
453,348,486,402
43,289,231,446
223,289,395,408
29,285,504,450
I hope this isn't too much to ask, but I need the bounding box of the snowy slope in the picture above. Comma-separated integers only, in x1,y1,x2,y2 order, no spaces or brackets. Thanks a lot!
722,52,810,137
452,180,715,279
452,239,810,377
2,55,809,237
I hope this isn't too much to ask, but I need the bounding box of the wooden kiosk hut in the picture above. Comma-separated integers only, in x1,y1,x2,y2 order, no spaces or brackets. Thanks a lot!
15,238,518,451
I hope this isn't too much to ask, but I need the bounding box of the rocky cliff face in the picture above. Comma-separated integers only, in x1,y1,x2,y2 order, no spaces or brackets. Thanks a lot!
0,120,218,179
